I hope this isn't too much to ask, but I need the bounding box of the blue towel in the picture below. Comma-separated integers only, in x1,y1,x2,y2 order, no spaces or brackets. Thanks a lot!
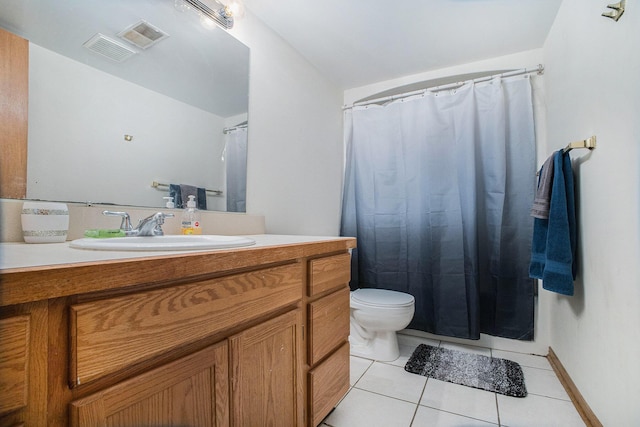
529,150,577,295
531,154,555,219
196,188,207,210
169,184,183,208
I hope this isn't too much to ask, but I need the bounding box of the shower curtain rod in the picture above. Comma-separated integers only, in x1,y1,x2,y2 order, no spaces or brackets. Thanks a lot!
223,122,248,134
343,64,544,110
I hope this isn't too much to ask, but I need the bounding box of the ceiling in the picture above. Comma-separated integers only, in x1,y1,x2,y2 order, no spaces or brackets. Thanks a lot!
243,0,564,90
0,0,564,107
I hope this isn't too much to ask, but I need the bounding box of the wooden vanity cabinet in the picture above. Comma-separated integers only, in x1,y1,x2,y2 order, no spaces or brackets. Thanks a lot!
0,238,355,427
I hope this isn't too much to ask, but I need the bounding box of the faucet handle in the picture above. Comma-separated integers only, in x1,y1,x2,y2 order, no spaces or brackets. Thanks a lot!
103,210,132,231
154,212,175,225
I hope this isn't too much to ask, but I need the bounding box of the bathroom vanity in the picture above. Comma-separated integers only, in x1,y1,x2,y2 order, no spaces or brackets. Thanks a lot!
0,235,355,426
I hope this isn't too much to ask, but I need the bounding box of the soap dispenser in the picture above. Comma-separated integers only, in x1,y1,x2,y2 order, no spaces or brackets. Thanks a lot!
163,196,175,209
181,195,202,235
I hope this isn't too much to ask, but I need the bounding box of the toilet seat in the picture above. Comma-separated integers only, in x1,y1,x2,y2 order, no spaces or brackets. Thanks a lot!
351,288,414,308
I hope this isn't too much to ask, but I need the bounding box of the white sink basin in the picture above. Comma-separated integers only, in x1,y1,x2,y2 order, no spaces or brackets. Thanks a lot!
70,235,256,251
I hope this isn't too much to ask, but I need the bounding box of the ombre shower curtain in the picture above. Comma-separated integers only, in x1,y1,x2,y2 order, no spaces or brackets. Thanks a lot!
225,127,248,213
341,76,536,340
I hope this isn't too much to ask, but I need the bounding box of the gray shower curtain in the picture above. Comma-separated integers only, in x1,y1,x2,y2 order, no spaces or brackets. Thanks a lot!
341,76,536,340
225,127,248,213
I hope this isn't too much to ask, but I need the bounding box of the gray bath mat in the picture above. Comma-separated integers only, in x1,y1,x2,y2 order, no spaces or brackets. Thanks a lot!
404,344,527,397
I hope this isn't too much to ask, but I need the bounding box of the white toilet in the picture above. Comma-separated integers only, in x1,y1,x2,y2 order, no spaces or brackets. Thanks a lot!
349,288,415,362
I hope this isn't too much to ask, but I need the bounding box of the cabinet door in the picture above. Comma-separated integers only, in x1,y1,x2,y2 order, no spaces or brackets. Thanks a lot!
230,309,304,427
70,341,229,427
0,315,30,417
0,302,48,427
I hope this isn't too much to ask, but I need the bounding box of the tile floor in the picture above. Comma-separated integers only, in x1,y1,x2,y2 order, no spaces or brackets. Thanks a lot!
321,334,585,427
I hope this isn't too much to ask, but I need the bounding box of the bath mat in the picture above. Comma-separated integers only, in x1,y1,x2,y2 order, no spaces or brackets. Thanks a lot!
404,344,527,397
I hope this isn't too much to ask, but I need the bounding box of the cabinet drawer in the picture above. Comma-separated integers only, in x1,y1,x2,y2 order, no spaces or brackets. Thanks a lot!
308,253,351,297
0,315,30,415
308,287,349,366
70,262,302,386
308,342,350,427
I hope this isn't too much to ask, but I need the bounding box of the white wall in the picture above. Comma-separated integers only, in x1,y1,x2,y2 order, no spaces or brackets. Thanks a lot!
27,44,227,210
229,13,344,235
543,1,640,425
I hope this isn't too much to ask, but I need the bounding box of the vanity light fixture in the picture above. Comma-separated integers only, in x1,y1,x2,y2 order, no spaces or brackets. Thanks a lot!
175,0,243,30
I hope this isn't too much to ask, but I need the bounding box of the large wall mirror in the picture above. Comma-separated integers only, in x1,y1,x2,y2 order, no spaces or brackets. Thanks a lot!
0,0,249,212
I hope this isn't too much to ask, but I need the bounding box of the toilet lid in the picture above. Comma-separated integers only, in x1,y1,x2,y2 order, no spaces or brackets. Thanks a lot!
351,289,414,307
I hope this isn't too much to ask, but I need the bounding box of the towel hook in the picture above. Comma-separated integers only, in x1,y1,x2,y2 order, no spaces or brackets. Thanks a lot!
602,0,625,21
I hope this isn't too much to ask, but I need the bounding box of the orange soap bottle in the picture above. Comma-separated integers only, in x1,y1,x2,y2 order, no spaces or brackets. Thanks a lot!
181,195,202,235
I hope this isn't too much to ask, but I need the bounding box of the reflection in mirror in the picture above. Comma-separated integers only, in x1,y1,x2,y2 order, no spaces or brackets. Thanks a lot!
0,0,249,211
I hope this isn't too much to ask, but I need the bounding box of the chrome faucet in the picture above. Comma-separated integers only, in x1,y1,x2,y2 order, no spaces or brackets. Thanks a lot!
103,210,175,236
133,212,175,236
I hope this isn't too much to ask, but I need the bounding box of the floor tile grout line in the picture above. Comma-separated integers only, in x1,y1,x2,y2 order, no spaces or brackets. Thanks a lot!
487,349,505,427
495,391,503,427
350,357,375,388
524,391,574,402
351,384,426,406
417,402,501,426
409,339,442,426
409,374,431,426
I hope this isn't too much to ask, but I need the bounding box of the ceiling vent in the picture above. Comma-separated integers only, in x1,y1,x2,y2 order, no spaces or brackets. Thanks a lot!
118,21,169,49
83,33,137,62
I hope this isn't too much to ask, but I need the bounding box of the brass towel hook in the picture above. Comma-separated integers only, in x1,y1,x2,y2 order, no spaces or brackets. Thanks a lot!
602,0,625,21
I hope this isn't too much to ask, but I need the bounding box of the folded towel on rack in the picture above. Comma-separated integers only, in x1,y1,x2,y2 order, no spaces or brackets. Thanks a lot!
168,184,208,210
531,154,555,219
529,150,577,295
169,184,182,208
180,184,198,207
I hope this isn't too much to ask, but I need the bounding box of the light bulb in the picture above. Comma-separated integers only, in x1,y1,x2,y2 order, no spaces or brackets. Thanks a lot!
219,0,245,18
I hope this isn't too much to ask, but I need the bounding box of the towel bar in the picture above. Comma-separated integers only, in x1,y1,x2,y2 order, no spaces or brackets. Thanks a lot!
562,136,597,154
151,181,223,196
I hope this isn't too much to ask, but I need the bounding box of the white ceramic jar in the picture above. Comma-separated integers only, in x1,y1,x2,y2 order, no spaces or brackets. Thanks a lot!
21,201,69,243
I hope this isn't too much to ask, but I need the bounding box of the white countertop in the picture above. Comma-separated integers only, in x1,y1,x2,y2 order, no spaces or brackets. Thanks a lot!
0,234,352,271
